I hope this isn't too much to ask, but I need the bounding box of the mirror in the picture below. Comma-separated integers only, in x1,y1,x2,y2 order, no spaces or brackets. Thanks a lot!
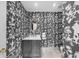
31,16,37,36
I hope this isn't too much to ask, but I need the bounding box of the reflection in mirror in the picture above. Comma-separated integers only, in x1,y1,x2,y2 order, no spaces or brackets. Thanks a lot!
31,16,37,36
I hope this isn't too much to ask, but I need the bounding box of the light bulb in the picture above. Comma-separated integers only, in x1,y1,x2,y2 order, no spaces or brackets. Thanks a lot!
34,2,38,7
53,3,56,7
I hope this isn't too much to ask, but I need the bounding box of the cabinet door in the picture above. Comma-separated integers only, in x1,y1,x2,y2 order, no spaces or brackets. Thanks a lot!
22,40,41,58
31,40,41,58
22,40,32,58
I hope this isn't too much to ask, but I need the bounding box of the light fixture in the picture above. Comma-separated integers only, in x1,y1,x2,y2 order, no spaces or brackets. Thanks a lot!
34,2,38,7
53,3,56,7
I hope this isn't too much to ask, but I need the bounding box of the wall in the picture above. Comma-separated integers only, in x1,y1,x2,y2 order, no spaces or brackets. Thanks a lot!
63,1,79,58
6,1,79,58
30,12,63,47
0,1,6,48
0,1,6,58
7,1,30,58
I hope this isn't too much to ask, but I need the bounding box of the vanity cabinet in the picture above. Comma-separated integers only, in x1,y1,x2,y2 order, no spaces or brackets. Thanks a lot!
22,35,41,58
22,40,41,58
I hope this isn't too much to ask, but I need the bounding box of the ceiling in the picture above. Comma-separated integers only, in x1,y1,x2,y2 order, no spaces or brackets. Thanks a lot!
21,1,66,12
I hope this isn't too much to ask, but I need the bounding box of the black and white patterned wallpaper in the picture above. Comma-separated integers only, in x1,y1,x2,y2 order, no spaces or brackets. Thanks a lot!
30,12,63,47
7,1,63,57
7,1,30,57
6,1,79,58
63,1,79,58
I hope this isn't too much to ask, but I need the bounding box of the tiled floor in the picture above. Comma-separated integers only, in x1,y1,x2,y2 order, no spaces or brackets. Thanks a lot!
41,47,64,58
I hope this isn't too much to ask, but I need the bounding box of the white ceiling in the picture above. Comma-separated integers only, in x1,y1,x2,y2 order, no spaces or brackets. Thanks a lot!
21,1,65,12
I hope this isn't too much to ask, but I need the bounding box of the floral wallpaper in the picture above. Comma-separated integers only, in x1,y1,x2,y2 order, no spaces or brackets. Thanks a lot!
30,12,63,47
63,1,79,58
7,1,79,58
6,1,63,57
7,1,30,58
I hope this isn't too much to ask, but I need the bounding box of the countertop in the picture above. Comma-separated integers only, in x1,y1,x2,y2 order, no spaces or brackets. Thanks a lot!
23,35,41,40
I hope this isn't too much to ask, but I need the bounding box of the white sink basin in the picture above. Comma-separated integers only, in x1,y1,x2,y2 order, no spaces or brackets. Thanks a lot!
23,35,41,40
